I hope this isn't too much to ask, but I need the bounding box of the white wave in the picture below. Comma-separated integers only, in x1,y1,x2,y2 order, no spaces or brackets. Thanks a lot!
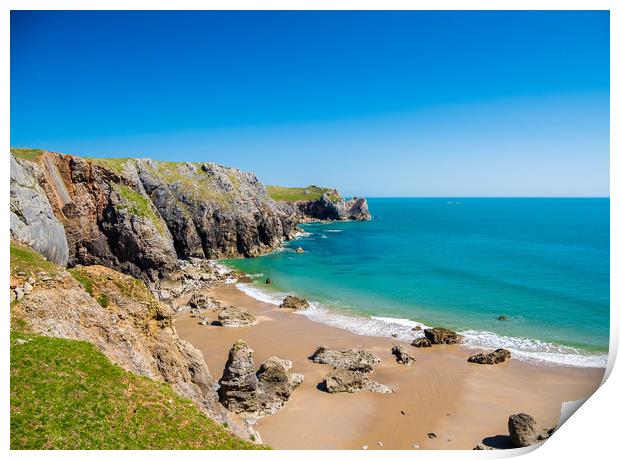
235,283,286,305
460,330,608,368
292,230,313,239
213,262,232,275
325,229,342,233
233,283,608,369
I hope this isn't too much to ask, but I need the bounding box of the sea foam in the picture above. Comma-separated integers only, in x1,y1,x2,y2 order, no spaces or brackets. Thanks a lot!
232,281,608,369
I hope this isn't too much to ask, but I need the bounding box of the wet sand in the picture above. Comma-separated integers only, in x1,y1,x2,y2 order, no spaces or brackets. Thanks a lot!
174,284,605,450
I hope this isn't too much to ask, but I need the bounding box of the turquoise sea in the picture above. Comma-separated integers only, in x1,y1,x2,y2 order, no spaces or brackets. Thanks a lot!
225,198,609,368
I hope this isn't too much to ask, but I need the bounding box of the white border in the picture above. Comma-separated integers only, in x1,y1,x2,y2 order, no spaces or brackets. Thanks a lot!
2,2,616,459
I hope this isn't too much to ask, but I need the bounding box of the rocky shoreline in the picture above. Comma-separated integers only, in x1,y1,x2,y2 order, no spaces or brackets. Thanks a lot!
9,148,605,449
173,281,604,449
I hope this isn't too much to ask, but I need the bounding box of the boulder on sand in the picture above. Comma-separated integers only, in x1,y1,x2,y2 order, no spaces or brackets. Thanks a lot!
216,305,256,327
188,292,220,310
309,345,380,372
507,413,557,447
424,327,463,345
279,295,310,310
467,348,511,365
322,368,391,394
411,337,432,348
391,345,415,365
218,340,303,416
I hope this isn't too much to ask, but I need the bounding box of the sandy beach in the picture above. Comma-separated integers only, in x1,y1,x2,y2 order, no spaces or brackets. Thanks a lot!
174,284,605,450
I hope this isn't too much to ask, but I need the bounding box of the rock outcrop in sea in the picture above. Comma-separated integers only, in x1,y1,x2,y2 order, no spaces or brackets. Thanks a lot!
279,295,310,310
424,327,464,345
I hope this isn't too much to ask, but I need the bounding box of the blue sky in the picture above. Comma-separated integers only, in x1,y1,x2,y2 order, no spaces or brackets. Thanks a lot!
11,11,609,196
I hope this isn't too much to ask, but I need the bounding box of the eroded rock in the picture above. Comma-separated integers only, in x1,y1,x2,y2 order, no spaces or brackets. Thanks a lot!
218,340,302,416
424,327,463,345
279,295,310,310
322,368,391,394
468,348,511,365
508,413,540,447
309,346,380,372
216,306,256,327
391,345,415,365
411,337,432,348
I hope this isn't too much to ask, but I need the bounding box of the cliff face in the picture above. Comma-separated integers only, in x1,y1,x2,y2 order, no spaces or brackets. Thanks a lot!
10,155,69,266
9,151,301,282
275,192,371,222
10,149,370,283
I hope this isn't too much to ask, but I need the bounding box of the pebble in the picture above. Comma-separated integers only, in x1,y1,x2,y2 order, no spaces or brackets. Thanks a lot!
400,410,406,415
362,445,368,450
412,444,420,449
427,432,437,439
377,441,383,447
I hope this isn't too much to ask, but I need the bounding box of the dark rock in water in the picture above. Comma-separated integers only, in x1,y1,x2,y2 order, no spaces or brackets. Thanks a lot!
309,345,380,372
424,327,463,345
508,413,539,447
217,305,256,327
468,348,511,365
265,278,272,284
279,295,310,310
218,340,303,416
295,247,305,253
497,315,509,321
322,368,391,394
391,345,415,365
411,337,432,348
412,325,422,331
294,193,371,221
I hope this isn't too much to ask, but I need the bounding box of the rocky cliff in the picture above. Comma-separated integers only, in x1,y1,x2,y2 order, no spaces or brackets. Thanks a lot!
11,149,370,284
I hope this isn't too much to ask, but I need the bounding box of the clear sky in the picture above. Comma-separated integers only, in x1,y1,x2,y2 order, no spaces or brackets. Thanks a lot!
11,11,609,197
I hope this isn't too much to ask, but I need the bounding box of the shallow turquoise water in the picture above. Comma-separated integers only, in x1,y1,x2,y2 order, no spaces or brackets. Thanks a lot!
225,198,609,367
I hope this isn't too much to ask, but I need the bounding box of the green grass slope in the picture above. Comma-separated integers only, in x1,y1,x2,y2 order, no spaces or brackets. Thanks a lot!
10,148,45,162
10,241,264,450
10,332,262,449
266,185,339,202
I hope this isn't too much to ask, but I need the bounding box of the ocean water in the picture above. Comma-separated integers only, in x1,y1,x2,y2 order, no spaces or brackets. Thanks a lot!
224,198,609,368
